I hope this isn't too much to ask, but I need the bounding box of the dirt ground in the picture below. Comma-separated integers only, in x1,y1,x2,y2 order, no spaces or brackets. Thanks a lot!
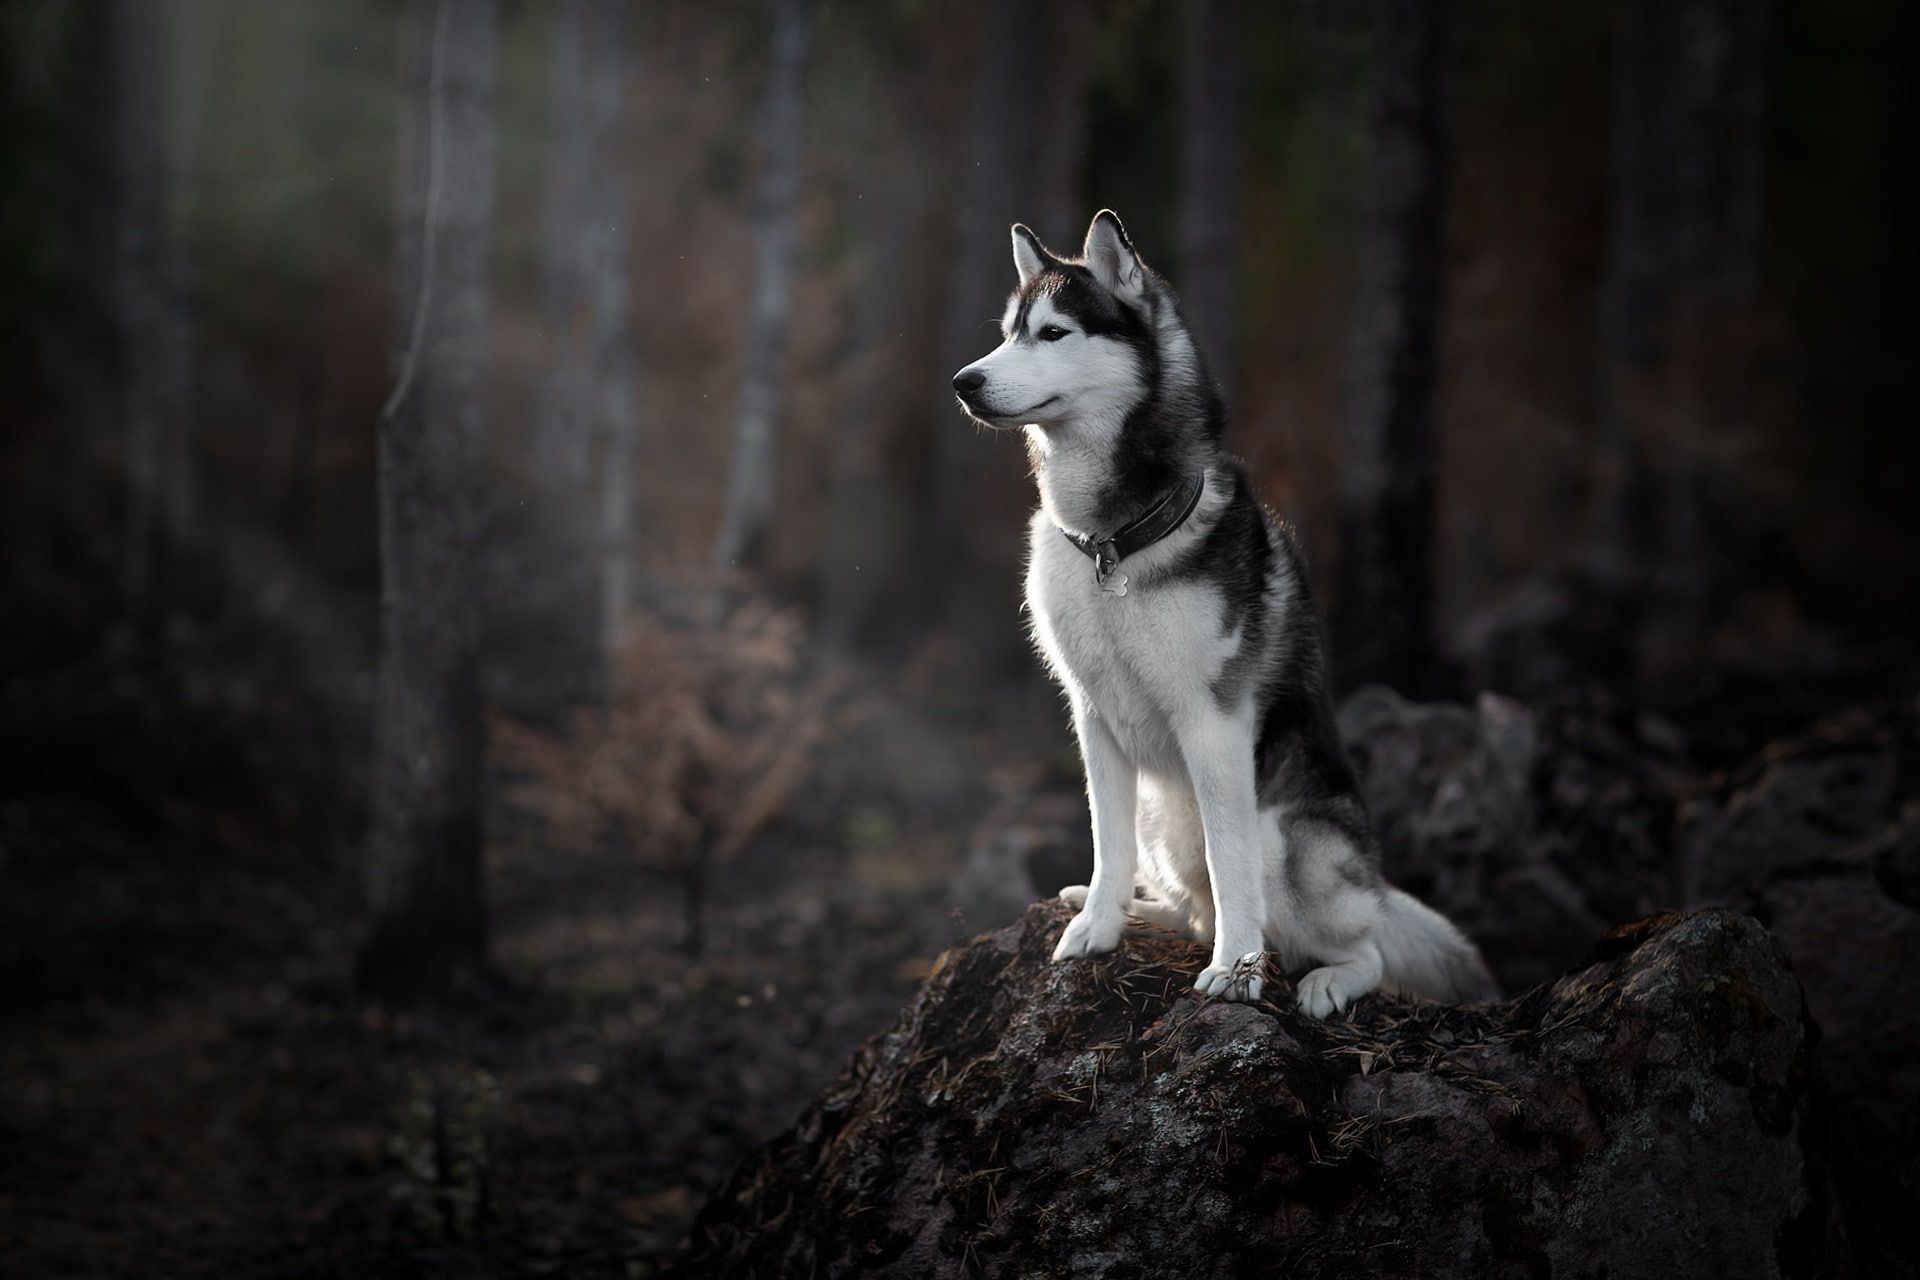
0,591,1076,1278
4,539,1908,1278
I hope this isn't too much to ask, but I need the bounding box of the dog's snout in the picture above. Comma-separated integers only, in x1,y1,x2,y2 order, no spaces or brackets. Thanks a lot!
952,368,986,397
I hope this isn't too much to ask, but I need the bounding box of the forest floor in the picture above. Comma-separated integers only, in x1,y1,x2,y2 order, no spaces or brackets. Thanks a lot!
4,543,1911,1277
0,586,1077,1278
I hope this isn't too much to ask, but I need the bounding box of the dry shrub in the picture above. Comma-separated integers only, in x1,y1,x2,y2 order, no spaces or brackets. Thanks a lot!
492,593,847,887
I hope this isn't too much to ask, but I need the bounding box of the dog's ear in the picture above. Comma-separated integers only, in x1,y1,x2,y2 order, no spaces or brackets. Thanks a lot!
1011,224,1054,286
1082,210,1147,303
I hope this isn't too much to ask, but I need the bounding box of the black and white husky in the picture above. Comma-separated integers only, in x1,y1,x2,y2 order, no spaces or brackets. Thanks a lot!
951,210,1497,1017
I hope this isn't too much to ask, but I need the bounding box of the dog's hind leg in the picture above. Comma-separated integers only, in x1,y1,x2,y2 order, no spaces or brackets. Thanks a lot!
1275,816,1388,1018
1058,774,1213,940
1295,939,1386,1018
1134,774,1214,940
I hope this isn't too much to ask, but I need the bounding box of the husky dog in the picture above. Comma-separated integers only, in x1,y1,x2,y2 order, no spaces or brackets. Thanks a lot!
950,211,1497,1017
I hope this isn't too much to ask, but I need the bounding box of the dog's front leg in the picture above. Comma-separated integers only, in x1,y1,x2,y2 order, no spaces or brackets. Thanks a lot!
1052,699,1137,962
1179,709,1267,1002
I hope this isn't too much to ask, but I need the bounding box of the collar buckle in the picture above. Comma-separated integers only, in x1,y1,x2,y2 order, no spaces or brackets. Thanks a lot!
1057,470,1208,594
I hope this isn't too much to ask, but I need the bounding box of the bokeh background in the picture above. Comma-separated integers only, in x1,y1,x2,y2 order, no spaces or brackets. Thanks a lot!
3,0,1917,1274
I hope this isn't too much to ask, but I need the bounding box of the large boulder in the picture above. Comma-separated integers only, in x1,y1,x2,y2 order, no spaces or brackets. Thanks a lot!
1680,696,1919,905
950,788,1091,933
1679,695,1920,1266
690,901,1847,1279
1341,685,1689,992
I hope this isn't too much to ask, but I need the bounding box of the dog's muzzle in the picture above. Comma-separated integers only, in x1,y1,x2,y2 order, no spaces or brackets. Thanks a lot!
951,369,988,412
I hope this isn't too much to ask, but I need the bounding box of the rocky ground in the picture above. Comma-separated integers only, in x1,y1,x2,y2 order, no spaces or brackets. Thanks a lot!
2,568,1914,1275
692,903,1842,1278
698,685,1920,1279
0,602,1044,1277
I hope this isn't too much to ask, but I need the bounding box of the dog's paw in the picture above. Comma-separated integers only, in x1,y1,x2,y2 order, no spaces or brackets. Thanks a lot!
1057,884,1089,908
1195,951,1265,1003
1051,908,1123,961
1295,965,1362,1019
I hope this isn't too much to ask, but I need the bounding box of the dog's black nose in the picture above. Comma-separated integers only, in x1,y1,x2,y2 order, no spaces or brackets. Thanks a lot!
952,369,986,397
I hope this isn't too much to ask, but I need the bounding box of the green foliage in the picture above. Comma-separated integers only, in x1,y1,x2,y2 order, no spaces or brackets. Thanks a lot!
842,805,900,858
387,1066,501,1241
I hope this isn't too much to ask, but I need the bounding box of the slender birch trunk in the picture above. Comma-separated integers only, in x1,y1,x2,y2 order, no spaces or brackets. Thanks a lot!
584,0,638,667
360,0,498,993
713,0,810,574
111,0,190,606
532,0,637,703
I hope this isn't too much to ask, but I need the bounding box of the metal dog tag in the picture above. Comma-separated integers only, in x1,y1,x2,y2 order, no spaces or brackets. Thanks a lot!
1093,540,1128,596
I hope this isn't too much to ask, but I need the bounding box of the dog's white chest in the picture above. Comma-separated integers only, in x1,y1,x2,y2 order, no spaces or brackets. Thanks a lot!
1025,519,1228,770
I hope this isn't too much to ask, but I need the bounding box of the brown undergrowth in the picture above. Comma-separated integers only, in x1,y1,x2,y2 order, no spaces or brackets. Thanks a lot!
491,592,859,940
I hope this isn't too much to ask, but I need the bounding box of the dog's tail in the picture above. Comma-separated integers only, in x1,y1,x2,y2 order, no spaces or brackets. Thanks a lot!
1375,886,1502,1005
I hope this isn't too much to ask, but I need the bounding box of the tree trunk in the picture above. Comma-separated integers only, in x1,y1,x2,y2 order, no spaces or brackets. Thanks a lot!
1333,0,1448,695
1032,0,1096,252
1179,0,1244,409
528,0,636,707
1591,0,1778,685
360,0,498,995
582,3,638,670
110,0,191,608
926,0,1048,660
816,186,913,653
160,0,210,565
534,0,593,489
712,0,810,574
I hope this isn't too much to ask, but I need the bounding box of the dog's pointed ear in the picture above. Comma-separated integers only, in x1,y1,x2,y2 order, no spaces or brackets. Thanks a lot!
1011,223,1053,286
1083,210,1147,303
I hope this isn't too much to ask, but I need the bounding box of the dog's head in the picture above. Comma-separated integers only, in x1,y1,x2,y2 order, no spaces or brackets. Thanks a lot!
950,210,1167,432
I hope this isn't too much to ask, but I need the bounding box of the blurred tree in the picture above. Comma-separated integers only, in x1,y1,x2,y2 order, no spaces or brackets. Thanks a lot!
811,4,948,654
1592,0,1778,681
817,179,917,653
1179,0,1244,408
106,0,194,606
360,0,498,994
928,0,1048,664
44,1,125,559
1334,0,1449,694
1035,0,1097,251
713,0,810,574
528,0,636,707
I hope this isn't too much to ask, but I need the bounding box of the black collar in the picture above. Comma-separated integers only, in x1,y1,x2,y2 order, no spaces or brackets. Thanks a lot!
1059,471,1207,589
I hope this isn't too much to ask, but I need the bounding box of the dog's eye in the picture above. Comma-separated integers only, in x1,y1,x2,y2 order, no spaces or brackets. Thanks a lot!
1037,324,1071,342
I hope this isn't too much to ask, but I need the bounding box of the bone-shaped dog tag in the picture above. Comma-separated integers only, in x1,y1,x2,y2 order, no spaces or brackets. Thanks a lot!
1104,572,1128,598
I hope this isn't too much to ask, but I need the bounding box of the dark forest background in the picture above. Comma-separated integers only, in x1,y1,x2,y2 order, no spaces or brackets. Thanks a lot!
2,0,1917,1274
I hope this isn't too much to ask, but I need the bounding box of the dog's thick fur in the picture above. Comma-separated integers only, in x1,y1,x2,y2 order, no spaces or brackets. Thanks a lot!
951,211,1498,1016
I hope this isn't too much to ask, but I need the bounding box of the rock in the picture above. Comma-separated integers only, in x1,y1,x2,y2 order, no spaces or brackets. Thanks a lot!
950,790,1090,935
1448,576,1608,698
690,902,1847,1279
1679,695,1920,1267
1680,696,1920,903
1342,684,1688,992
